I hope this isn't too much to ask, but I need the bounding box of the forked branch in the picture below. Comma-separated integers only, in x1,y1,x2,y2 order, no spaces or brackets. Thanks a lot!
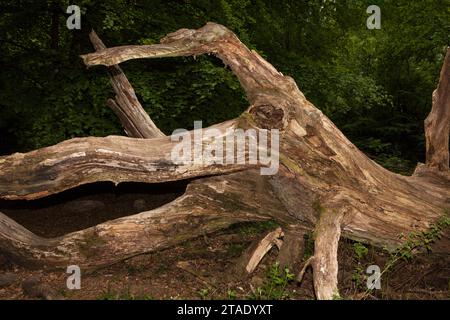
0,23,448,302
89,30,164,138
81,22,303,114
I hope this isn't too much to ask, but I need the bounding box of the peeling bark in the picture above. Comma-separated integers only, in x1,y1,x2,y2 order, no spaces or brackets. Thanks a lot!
0,23,449,300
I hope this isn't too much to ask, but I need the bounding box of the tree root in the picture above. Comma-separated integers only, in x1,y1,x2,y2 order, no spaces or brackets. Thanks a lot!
310,210,344,300
296,256,314,283
0,24,448,302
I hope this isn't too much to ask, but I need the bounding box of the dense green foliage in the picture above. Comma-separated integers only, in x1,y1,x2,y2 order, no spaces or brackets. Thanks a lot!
0,0,448,174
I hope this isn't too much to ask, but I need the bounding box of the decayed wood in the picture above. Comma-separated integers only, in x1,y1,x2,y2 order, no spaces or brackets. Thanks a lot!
243,227,284,273
89,30,164,138
176,261,217,289
311,208,344,300
0,120,252,200
424,47,450,171
0,171,286,268
0,23,449,300
80,22,302,118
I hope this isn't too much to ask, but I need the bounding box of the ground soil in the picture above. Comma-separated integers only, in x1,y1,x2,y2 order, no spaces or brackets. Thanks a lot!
0,183,449,300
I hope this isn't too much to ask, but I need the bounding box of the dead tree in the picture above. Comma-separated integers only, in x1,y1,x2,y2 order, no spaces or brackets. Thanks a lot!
0,23,448,300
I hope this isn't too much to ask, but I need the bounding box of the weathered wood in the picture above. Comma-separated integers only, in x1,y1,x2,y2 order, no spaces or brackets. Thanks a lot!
424,47,450,171
89,30,164,138
81,22,302,119
0,171,286,268
0,120,252,200
243,227,284,273
0,23,449,300
311,208,344,300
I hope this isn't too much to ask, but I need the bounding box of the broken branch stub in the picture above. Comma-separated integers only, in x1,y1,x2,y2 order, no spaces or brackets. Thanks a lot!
0,23,448,301
243,227,284,274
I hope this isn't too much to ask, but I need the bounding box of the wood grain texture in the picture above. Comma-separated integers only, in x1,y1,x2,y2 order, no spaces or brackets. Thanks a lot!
0,23,448,299
425,47,450,171
89,30,164,138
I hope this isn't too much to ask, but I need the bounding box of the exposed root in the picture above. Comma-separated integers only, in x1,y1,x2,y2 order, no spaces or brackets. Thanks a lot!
296,256,314,283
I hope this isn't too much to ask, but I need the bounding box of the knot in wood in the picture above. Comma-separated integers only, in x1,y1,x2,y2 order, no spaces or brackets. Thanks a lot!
249,104,285,130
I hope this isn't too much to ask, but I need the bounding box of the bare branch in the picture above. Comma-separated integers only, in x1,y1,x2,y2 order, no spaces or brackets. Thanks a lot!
243,227,284,273
89,30,164,138
81,23,297,107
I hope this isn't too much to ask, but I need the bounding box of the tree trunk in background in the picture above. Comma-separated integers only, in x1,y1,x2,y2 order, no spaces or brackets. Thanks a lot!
0,24,448,299
424,48,450,172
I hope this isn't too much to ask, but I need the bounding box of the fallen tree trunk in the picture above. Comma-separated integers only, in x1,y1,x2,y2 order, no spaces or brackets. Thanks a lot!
0,171,286,268
0,120,250,200
0,24,448,299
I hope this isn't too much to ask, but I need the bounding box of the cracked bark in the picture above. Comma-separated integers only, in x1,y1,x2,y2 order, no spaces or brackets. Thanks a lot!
0,24,448,299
